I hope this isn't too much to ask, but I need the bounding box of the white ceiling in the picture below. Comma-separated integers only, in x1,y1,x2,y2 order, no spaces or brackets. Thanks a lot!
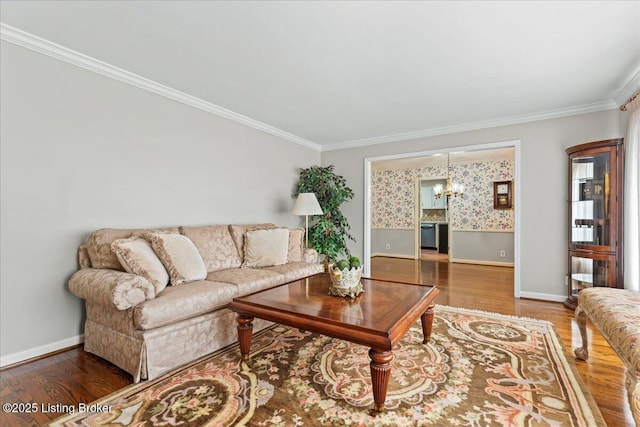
1,1,639,151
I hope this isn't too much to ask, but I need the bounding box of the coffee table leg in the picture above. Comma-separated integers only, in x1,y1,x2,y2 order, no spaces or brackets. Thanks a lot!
236,314,254,362
421,303,435,344
369,348,393,413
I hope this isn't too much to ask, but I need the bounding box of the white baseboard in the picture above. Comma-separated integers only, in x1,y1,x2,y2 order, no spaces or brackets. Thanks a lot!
0,334,84,368
371,253,416,260
518,292,566,303
450,258,514,267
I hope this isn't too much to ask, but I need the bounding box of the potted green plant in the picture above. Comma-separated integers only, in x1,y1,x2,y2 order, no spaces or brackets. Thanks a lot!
295,165,355,262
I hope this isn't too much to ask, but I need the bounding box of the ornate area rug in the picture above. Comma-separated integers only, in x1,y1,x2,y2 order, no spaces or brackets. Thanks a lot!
50,306,604,426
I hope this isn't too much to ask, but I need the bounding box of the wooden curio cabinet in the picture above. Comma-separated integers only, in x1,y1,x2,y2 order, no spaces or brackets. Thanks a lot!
564,138,624,310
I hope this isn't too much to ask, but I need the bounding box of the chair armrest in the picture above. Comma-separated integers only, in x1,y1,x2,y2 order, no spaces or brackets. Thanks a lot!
302,248,320,264
69,268,155,310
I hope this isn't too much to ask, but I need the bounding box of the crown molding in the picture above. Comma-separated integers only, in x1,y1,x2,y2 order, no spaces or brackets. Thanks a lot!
321,100,618,152
1,23,627,153
614,65,640,107
0,24,322,152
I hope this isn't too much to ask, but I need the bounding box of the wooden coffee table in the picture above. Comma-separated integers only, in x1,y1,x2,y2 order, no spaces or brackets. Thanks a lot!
228,273,439,413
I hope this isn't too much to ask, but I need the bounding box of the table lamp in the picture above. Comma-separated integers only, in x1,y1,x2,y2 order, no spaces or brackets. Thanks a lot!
292,193,323,247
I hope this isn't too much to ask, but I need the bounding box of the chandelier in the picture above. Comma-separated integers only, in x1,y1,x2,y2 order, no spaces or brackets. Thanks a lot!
433,154,464,199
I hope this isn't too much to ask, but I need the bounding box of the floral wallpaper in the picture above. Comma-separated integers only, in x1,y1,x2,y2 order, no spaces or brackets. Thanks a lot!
371,160,514,231
371,165,446,229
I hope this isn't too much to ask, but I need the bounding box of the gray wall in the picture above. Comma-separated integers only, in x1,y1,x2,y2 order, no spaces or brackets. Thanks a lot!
372,229,415,257
451,231,514,264
0,41,320,362
322,109,624,300
372,229,516,264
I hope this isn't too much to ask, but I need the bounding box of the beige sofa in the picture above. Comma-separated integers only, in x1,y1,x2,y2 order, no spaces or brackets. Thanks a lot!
69,223,323,382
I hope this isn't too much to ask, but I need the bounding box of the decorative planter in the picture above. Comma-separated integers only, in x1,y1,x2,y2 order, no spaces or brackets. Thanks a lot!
328,265,364,298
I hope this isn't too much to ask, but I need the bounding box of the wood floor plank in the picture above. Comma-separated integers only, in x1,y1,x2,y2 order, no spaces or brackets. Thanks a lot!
0,258,633,426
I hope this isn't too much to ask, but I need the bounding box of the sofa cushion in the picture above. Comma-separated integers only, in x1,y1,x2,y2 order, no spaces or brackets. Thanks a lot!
111,237,169,294
179,225,242,272
288,228,305,262
229,223,275,260
243,228,290,268
147,233,207,286
206,268,285,294
133,280,238,330
262,262,325,283
86,227,179,270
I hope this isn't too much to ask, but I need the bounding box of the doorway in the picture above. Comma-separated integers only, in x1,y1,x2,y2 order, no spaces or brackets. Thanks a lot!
364,140,521,297
418,178,449,262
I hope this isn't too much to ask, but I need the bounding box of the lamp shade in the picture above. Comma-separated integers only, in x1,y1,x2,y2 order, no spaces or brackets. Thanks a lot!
292,193,323,216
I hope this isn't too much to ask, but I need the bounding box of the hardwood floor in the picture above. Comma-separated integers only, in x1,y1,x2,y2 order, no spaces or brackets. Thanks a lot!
0,257,633,426
0,347,130,426
420,248,449,261
371,257,633,426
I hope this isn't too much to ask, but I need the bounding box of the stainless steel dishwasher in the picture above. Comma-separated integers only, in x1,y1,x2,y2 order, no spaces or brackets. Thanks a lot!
420,223,436,249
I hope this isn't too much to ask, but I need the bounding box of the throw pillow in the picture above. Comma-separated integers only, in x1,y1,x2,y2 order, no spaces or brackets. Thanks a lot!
229,223,276,259
243,228,290,268
86,228,136,271
86,227,180,271
147,233,207,286
287,228,305,262
111,237,170,294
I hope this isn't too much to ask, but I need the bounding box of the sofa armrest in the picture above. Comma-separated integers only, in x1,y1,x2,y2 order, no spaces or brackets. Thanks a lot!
302,248,320,264
69,268,155,310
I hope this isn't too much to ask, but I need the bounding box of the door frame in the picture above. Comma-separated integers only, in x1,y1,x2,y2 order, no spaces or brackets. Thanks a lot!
364,139,522,298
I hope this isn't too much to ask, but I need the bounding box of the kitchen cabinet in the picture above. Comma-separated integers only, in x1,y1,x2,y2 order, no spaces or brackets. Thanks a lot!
420,185,432,209
564,138,624,310
421,180,447,209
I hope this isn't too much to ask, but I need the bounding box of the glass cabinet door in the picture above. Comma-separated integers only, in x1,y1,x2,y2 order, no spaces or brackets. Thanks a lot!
570,151,612,248
568,253,616,299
